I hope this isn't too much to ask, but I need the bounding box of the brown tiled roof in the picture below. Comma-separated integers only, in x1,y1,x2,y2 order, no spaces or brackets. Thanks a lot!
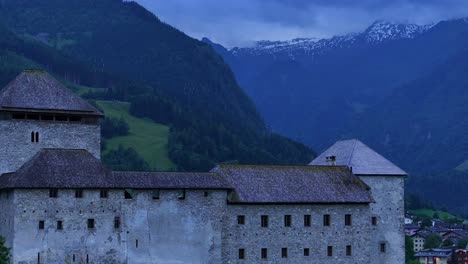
212,164,373,204
0,149,231,189
0,70,102,116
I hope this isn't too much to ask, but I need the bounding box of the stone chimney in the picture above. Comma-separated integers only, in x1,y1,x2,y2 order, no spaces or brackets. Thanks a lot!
326,155,336,166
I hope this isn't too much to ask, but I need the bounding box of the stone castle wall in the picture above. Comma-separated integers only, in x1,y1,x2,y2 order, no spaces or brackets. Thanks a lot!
0,119,100,175
359,175,405,264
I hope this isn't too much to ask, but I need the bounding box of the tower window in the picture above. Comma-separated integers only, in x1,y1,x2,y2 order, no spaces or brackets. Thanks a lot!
238,248,245,259
57,221,63,230
237,215,245,225
178,189,186,200
75,190,83,198
204,191,209,197
323,214,331,226
87,219,95,229
261,248,268,259
380,243,386,253
284,215,292,227
304,215,311,227
124,190,133,199
304,248,310,256
31,131,35,142
372,216,378,225
327,246,333,256
152,190,160,200
261,215,269,227
36,132,39,142
49,189,58,198
345,214,352,226
136,239,139,248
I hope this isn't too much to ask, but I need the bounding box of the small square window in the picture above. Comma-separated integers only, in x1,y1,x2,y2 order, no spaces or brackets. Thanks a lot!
57,220,63,230
178,189,186,200
49,189,58,198
100,189,108,198
87,219,95,229
323,214,331,226
281,248,288,258
304,215,311,227
261,248,268,259
284,215,292,227
346,245,352,256
238,215,245,225
345,214,352,226
327,246,333,256
380,243,386,253
372,216,378,226
152,189,160,200
39,220,45,230
75,189,83,198
261,215,269,227
238,248,245,260
304,248,310,256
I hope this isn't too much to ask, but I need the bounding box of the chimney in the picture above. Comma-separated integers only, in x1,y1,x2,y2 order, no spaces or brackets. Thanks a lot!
326,155,336,166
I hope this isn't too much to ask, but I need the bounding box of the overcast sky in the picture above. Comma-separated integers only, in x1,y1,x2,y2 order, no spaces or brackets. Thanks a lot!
134,0,468,48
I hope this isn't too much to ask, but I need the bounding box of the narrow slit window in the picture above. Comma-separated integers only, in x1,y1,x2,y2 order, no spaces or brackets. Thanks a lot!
304,248,310,256
37,252,40,264
323,214,331,226
31,131,35,142
261,248,268,259
136,239,139,248
261,215,269,227
57,220,63,230
238,248,245,260
372,216,377,226
304,215,311,227
72,254,75,262
237,215,245,225
87,219,95,229
284,215,292,227
35,132,39,142
345,214,352,226
327,246,333,256
39,220,45,230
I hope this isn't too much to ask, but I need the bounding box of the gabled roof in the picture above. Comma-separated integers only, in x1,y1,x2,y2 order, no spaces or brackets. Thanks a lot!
212,164,373,204
310,139,407,176
0,70,102,116
0,149,231,190
415,248,452,258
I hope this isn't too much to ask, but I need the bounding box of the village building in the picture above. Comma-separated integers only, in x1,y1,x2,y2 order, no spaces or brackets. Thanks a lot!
0,71,407,263
415,248,453,264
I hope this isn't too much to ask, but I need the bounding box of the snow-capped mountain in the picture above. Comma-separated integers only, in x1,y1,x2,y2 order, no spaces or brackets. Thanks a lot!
223,21,434,57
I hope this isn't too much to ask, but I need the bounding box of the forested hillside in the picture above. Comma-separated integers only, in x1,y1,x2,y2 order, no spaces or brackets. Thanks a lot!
0,0,313,171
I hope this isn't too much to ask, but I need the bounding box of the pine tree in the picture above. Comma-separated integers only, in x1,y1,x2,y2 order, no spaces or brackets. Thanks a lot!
0,236,10,264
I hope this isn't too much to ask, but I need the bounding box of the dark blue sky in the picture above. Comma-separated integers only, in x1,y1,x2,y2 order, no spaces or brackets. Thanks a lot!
135,0,468,47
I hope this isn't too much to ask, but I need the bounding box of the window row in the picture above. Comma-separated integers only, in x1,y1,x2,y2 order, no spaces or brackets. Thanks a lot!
12,113,83,122
48,189,210,200
238,245,354,260
38,217,120,230
237,214,376,227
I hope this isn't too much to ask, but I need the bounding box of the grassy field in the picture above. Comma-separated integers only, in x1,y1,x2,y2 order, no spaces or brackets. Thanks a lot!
409,209,463,221
96,100,175,171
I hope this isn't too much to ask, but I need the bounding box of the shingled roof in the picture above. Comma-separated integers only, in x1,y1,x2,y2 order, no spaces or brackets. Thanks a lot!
0,70,102,115
0,149,231,189
310,139,407,176
213,165,373,204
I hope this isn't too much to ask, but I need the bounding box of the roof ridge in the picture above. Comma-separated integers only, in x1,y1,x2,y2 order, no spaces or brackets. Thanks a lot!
347,139,358,166
217,164,350,169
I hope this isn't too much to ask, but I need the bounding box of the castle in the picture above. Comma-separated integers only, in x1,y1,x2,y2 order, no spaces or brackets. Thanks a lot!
0,71,406,264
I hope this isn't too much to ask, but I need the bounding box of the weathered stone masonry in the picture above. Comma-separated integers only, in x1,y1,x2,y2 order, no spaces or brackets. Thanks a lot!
0,71,406,263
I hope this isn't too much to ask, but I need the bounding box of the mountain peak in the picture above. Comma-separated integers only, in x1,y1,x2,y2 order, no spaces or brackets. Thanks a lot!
364,20,433,43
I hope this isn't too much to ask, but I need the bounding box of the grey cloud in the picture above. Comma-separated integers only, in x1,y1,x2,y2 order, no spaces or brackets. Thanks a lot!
134,0,468,47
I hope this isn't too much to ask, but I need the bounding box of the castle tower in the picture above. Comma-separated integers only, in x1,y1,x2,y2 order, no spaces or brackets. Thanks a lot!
310,139,407,264
0,70,103,175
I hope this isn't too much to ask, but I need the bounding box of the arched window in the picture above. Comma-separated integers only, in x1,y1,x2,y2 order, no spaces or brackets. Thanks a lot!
31,131,35,142
35,132,39,143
